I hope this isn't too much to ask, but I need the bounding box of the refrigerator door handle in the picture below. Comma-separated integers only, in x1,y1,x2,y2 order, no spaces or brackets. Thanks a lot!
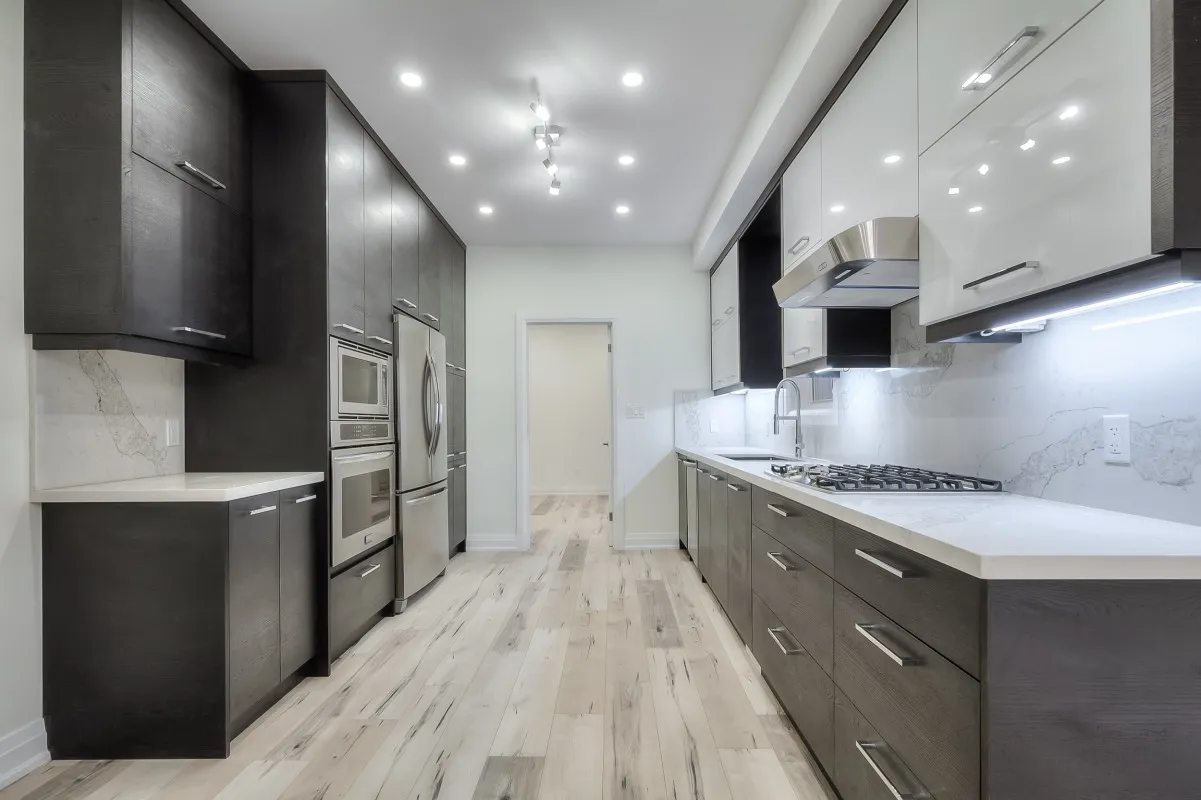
425,351,440,461
430,348,444,459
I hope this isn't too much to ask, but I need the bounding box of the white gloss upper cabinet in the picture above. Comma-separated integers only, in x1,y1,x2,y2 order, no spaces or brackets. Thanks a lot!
781,128,823,273
821,1,917,237
917,0,1101,153
712,312,740,390
710,247,739,333
919,0,1150,326
782,308,825,369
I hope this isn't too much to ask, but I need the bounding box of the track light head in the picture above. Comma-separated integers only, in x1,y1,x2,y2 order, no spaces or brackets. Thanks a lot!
530,101,550,121
543,157,558,176
549,178,561,196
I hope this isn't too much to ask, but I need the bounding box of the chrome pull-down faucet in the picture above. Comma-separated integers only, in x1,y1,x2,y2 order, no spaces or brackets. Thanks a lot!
773,378,805,458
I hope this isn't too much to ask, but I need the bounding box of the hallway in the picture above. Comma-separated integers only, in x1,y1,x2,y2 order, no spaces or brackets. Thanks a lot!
2,496,831,800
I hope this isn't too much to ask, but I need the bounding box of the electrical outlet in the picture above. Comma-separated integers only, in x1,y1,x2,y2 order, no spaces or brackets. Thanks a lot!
165,418,181,448
709,418,720,433
625,405,646,420
1103,414,1130,464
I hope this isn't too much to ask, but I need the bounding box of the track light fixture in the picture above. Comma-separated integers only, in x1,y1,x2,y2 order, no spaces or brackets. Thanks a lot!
530,101,550,121
532,125,563,151
549,178,561,196
543,157,558,176
530,82,564,195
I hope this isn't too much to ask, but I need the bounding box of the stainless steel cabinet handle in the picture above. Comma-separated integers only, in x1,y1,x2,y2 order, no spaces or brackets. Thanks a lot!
368,335,393,346
767,503,794,518
332,451,392,464
456,451,466,457
727,483,746,493
293,494,318,504
855,741,922,800
855,623,921,667
961,26,1040,91
854,549,915,579
963,260,1040,290
396,297,417,309
709,474,724,482
405,486,448,505
249,505,277,516
765,551,797,571
422,313,440,323
358,563,382,579
790,346,811,356
787,235,811,256
680,459,697,465
171,326,227,340
174,160,227,190
334,323,365,334
447,362,459,370
766,627,803,656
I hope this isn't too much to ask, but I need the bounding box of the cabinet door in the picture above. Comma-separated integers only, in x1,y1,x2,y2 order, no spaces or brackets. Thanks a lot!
129,156,250,355
822,1,917,238
131,0,247,210
391,169,421,318
279,485,319,678
710,248,739,332
455,373,467,455
696,467,712,577
229,493,281,723
725,478,752,643
782,309,825,369
918,0,1102,153
706,471,729,609
711,312,740,390
451,464,467,551
363,137,394,354
919,0,1150,326
326,91,366,344
450,241,467,368
782,128,823,272
418,201,443,330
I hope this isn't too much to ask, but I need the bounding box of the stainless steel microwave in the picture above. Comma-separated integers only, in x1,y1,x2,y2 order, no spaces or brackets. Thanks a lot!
330,338,391,419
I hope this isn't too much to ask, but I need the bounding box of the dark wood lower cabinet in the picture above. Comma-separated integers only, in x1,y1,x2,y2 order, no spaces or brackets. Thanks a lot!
696,466,712,579
725,478,752,642
229,495,282,725
707,471,729,608
834,688,929,800
449,460,467,554
280,485,321,677
329,542,396,660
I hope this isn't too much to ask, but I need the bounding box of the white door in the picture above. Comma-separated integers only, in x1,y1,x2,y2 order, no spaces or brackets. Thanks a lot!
711,247,739,333
919,0,1151,326
712,313,740,390
782,309,826,369
782,127,823,272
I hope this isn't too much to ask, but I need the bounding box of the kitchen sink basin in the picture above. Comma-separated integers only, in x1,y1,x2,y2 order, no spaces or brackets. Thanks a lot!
717,455,798,462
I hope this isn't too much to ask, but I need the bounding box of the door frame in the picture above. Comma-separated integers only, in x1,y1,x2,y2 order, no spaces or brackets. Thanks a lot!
515,317,619,551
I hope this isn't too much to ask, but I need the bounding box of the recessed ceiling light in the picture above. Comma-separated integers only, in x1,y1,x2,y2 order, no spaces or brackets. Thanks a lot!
1052,155,1072,165
448,154,467,167
1020,139,1036,151
1059,105,1079,120
948,187,960,195
883,154,901,164
968,205,984,213
479,205,493,216
399,72,423,88
549,179,561,196
977,163,990,175
618,154,636,166
829,204,845,213
621,72,644,88
615,204,630,216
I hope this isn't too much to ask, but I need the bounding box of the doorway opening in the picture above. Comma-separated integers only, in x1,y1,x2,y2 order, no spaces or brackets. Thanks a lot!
519,321,615,552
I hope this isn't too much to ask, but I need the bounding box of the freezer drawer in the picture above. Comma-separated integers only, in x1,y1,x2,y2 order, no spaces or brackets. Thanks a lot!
397,480,449,604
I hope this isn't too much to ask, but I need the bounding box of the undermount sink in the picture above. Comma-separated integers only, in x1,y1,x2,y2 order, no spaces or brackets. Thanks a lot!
717,454,798,462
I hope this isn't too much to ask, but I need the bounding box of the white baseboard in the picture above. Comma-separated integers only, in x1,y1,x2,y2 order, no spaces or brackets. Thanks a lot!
622,532,681,550
0,719,49,791
467,532,525,552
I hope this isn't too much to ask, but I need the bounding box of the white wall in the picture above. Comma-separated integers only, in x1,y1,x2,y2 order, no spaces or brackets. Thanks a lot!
528,324,611,496
467,246,708,550
0,0,49,787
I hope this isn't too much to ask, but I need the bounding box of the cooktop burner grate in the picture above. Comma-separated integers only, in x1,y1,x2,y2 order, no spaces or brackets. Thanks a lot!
768,463,1004,494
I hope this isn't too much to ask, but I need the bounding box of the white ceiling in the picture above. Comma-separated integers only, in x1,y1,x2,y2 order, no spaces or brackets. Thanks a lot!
186,0,806,245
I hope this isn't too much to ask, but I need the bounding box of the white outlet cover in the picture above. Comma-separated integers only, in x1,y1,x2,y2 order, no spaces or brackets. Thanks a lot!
165,418,182,448
1103,414,1130,465
625,405,647,420
710,418,720,433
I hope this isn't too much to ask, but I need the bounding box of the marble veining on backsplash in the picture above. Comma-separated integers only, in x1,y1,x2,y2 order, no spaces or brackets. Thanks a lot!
33,349,184,490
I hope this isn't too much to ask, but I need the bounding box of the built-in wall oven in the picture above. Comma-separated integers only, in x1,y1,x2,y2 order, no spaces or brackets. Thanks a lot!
330,444,395,568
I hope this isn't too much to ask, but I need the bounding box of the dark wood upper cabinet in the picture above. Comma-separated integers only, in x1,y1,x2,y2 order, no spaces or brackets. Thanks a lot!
418,201,443,330
24,0,252,363
391,168,421,319
363,136,393,353
326,90,366,345
130,0,247,211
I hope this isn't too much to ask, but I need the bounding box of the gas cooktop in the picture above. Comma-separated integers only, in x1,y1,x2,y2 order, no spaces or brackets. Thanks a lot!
769,463,1004,494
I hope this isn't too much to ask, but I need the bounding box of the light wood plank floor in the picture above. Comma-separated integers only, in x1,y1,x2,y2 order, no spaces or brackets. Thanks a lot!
1,495,834,800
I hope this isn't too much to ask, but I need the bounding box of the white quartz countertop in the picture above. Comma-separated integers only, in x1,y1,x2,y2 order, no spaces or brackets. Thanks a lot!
678,446,1201,580
31,472,325,503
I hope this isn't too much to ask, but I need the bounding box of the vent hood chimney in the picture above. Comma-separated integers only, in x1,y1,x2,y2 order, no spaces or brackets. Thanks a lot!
774,216,919,309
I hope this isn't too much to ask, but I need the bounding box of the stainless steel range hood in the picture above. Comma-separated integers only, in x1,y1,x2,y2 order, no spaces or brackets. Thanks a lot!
774,216,919,309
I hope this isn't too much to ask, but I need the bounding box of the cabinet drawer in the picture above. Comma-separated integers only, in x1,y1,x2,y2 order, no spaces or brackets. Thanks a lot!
725,477,753,643
131,0,247,210
750,487,833,575
834,583,979,800
833,521,981,677
753,595,834,774
834,688,932,800
330,544,395,658
751,527,833,674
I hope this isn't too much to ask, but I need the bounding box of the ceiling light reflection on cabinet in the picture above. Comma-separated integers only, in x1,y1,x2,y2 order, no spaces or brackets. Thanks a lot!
829,204,845,213
968,205,984,213
1052,155,1072,165
977,164,990,175
883,154,901,164
947,187,960,195
1020,139,1036,151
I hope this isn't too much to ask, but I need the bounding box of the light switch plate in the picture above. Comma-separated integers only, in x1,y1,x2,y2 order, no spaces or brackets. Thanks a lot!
1103,414,1130,464
709,418,720,433
626,405,647,420
165,418,181,448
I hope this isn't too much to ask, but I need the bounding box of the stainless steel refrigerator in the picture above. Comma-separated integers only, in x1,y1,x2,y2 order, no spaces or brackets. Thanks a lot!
392,312,449,611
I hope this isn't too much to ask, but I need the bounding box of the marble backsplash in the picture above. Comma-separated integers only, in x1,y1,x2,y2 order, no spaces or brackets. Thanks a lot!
679,287,1201,528
32,349,184,489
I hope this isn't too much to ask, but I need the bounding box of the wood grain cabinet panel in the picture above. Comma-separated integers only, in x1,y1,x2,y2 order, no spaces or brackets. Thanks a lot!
279,485,320,677
834,688,931,800
228,494,282,725
706,471,729,609
363,136,394,353
326,90,366,344
390,168,421,318
725,477,753,643
751,526,833,675
330,543,396,660
751,486,834,575
418,201,444,330
696,465,713,579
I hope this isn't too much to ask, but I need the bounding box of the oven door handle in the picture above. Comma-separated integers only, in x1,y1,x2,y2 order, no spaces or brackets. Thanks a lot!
332,451,393,465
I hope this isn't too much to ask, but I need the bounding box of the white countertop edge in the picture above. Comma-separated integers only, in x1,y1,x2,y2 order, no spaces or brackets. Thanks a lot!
31,472,326,503
676,445,1201,580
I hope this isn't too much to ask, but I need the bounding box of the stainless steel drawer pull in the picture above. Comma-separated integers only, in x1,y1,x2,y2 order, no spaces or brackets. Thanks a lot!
447,362,459,370
681,459,697,466
709,474,724,482
334,323,365,334
249,505,277,516
396,297,417,309
727,483,746,493
963,260,1039,290
767,503,794,518
358,563,382,579
368,335,393,346
174,160,227,190
171,326,227,340
961,26,1040,91
422,313,440,323
855,623,921,667
766,626,803,656
766,551,797,572
457,452,467,457
293,494,318,504
787,235,811,256
789,346,811,356
854,549,916,579
855,740,922,800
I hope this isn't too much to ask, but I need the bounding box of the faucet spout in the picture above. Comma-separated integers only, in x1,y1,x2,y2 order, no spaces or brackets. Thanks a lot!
772,378,805,458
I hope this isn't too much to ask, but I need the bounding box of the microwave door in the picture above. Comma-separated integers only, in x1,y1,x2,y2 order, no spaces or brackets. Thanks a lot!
395,314,435,492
